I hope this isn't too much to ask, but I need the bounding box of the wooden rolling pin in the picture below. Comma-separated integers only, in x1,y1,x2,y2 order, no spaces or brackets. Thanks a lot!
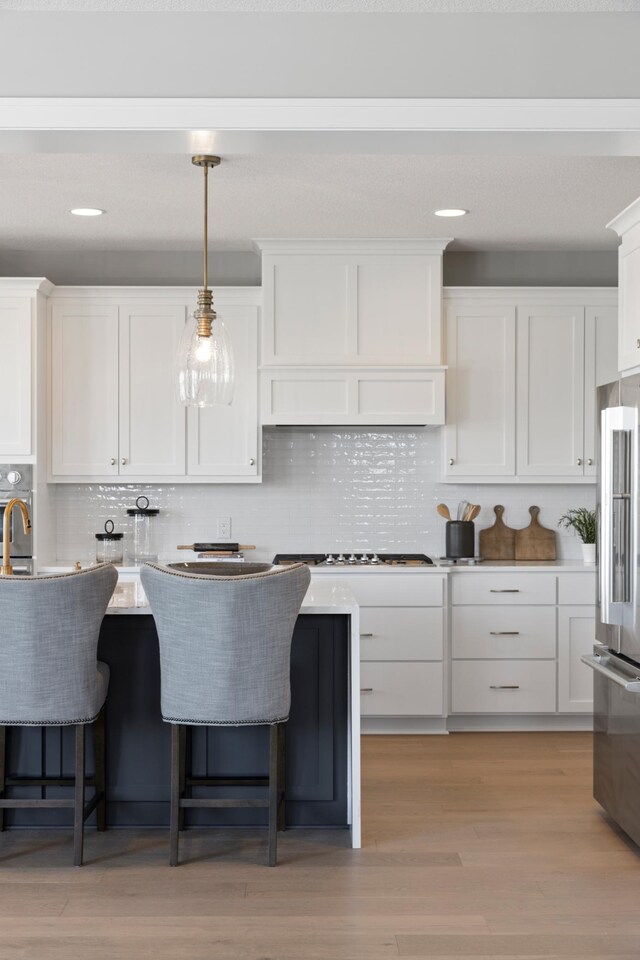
177,543,256,552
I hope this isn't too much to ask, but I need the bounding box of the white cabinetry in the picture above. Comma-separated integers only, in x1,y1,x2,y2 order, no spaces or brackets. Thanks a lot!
450,569,596,723
325,572,447,721
0,279,52,461
257,239,449,426
443,289,617,483
607,197,640,373
49,288,260,483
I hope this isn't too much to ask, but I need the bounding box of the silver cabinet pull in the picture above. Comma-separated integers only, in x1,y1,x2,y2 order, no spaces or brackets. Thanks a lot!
490,685,520,690
490,589,520,593
360,633,374,638
249,458,255,466
577,458,583,466
121,458,127,466
587,458,593,466
489,631,520,636
448,458,454,466
110,457,116,466
360,687,374,694
636,339,640,349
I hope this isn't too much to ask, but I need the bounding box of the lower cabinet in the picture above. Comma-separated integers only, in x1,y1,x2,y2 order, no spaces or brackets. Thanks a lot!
329,573,447,719
451,661,556,714
558,606,596,713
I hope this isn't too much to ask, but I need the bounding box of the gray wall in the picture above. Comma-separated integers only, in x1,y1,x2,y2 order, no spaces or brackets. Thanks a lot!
2,12,640,98
0,249,617,288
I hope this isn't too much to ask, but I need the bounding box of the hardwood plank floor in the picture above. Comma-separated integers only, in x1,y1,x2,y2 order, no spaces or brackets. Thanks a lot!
0,732,639,959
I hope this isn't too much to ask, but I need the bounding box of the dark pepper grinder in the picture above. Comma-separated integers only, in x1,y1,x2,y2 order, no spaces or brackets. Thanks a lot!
446,520,475,559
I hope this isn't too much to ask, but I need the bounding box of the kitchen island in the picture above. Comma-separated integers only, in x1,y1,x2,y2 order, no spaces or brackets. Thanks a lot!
4,577,361,848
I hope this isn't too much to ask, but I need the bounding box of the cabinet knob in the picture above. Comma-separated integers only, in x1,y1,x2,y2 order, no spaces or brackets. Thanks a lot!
448,458,454,466
588,458,593,466
110,458,116,466
577,458,583,466
249,458,255,466
360,688,374,694
121,458,127,466
636,339,640,349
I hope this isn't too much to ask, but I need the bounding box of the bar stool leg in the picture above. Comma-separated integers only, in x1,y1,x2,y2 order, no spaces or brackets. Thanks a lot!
170,724,181,866
178,724,187,832
277,722,286,832
268,724,279,867
94,708,107,832
0,725,5,833
73,724,86,867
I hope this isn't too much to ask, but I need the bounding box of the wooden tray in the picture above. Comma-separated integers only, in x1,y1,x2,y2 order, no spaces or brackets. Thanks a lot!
479,505,516,560
514,506,557,561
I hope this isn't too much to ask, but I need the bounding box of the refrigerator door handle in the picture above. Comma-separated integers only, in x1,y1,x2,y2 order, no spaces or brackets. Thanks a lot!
581,654,640,692
600,406,637,625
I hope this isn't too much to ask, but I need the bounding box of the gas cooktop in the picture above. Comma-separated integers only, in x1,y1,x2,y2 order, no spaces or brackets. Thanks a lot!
272,552,434,567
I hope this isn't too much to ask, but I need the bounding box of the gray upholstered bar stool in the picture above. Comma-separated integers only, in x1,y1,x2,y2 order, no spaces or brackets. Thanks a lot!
140,561,310,867
0,564,118,865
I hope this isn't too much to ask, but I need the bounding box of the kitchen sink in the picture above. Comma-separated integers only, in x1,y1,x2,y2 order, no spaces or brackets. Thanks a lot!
166,561,274,576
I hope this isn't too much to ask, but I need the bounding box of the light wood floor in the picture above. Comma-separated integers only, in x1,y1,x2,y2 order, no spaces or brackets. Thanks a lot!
1,732,639,959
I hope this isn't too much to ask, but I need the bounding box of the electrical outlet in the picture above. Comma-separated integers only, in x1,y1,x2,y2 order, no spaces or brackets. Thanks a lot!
217,517,232,540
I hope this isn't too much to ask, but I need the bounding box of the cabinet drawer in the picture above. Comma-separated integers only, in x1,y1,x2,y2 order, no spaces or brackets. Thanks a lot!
451,607,556,660
360,662,444,717
452,574,556,606
558,573,596,606
345,574,444,607
360,607,443,661
451,661,556,713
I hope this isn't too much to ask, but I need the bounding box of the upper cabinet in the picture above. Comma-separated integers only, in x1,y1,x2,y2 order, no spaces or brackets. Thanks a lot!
607,197,640,374
256,239,450,425
0,279,52,462
49,287,260,483
443,289,617,484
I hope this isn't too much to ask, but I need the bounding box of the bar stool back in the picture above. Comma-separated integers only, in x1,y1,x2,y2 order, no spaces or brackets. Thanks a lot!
0,564,118,865
140,561,311,866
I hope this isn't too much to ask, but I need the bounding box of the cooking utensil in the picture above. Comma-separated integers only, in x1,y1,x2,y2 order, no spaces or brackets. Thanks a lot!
457,500,470,521
466,504,481,522
177,542,256,552
436,504,451,520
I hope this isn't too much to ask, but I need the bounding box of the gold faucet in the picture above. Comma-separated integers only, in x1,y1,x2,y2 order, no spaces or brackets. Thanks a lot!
2,498,31,576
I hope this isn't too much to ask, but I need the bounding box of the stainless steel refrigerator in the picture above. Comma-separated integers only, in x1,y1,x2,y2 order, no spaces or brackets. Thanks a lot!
583,375,640,847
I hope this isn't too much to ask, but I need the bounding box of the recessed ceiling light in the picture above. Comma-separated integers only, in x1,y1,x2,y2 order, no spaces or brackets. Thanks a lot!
434,209,468,218
70,208,105,217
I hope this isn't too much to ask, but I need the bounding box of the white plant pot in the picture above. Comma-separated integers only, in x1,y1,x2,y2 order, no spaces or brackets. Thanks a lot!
581,543,596,564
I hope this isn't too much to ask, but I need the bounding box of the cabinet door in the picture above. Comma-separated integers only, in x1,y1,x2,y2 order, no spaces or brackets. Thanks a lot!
444,302,516,478
584,305,618,478
119,303,186,477
558,606,595,713
618,221,640,373
50,301,119,477
0,299,31,458
187,304,259,479
516,305,585,477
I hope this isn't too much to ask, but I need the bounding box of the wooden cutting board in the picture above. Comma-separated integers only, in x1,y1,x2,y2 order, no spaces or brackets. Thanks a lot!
479,505,516,560
515,505,557,561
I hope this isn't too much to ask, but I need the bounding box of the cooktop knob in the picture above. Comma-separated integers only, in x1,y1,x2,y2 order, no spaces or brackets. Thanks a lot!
347,554,357,564
336,554,346,564
6,470,22,486
370,553,381,564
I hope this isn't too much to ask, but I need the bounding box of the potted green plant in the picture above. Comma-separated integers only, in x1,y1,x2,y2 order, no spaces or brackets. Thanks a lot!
558,508,597,564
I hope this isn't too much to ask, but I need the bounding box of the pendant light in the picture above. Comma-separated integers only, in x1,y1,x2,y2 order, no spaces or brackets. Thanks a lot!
177,155,234,407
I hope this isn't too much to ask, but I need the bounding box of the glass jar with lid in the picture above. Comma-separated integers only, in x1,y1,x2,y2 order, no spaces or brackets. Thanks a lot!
95,520,124,565
127,495,160,564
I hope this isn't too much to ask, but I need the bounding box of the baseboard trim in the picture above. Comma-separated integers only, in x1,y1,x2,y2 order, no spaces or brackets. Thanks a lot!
361,717,449,735
361,714,593,735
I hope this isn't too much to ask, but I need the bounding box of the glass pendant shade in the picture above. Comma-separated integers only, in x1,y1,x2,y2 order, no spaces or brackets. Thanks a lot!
177,311,234,407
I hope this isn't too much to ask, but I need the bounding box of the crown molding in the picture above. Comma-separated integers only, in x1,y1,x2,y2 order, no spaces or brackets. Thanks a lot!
3,98,640,133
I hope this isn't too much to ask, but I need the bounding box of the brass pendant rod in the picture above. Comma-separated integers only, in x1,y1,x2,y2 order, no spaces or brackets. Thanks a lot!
203,161,208,291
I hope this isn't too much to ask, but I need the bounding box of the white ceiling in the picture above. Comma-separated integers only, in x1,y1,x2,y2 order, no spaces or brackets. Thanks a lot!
2,0,639,9
1,153,639,253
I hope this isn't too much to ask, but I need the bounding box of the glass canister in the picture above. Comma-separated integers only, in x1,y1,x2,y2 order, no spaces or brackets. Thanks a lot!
126,495,160,564
95,520,124,565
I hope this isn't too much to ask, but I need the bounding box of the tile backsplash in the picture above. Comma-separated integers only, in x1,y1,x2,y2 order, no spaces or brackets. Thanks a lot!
49,427,596,564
